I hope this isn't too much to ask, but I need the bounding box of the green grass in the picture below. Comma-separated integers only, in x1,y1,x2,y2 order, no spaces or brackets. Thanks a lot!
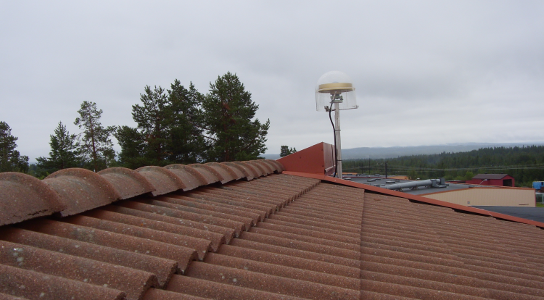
537,203,544,207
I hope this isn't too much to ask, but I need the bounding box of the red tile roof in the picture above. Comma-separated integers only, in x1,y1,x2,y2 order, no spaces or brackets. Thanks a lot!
1,158,544,299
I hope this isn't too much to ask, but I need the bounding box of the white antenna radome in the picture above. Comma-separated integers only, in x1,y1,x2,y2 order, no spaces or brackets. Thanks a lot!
315,71,358,179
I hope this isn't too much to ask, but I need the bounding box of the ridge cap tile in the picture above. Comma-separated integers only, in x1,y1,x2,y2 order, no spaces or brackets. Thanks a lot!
136,166,186,196
187,164,223,184
221,162,253,180
43,168,120,217
204,162,238,183
98,167,155,199
0,172,65,225
164,164,207,191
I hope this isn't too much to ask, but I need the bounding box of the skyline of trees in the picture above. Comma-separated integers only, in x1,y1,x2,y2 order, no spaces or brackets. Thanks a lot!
201,72,270,162
74,101,116,172
1,72,271,176
0,121,29,173
35,121,81,176
343,145,544,187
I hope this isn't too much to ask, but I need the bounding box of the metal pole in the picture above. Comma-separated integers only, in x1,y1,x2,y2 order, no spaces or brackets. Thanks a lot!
334,102,342,178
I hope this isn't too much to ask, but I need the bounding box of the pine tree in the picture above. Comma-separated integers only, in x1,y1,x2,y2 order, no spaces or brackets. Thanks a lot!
74,101,115,172
202,72,270,162
117,81,207,168
114,125,147,169
0,121,29,173
280,145,296,157
131,85,169,164
36,121,81,176
166,80,206,163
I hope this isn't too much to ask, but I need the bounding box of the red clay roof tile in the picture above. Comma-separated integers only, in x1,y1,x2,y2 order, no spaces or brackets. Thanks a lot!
3,156,544,299
229,161,260,178
0,227,177,287
203,162,238,183
163,164,207,191
221,162,253,180
43,168,120,217
98,167,155,199
115,200,236,243
0,172,65,226
0,240,157,300
19,218,197,272
0,264,126,300
187,164,223,184
135,166,186,196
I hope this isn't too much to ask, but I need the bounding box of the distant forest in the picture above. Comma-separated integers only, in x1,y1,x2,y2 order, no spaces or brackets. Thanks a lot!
343,145,544,187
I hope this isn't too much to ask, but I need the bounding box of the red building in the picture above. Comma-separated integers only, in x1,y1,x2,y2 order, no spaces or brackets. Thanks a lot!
466,174,515,187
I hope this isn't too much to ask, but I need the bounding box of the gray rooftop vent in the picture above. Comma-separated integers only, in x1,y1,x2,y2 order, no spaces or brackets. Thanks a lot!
384,178,448,191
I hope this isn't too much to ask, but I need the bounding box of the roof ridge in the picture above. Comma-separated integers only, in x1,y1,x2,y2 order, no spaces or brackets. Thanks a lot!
0,160,283,226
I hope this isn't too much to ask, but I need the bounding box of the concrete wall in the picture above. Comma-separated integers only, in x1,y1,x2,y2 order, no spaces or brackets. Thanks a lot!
423,187,535,207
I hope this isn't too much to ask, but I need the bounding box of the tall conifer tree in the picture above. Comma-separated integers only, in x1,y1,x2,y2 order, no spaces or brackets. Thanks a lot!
74,101,115,171
36,121,81,175
201,72,269,162
0,121,29,172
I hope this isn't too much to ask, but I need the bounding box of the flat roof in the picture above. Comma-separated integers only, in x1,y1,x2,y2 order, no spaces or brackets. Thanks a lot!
346,176,471,195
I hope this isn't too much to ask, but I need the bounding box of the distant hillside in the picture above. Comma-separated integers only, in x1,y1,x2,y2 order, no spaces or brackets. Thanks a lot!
342,143,544,160
262,153,281,160
343,144,544,187
265,142,544,160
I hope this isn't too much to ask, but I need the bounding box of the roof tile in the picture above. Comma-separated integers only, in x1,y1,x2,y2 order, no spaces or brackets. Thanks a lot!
164,164,207,191
115,201,236,243
0,240,157,300
221,162,253,180
0,227,177,287
79,210,212,260
204,162,238,183
102,204,227,249
43,168,120,217
0,264,125,300
0,172,65,226
184,261,359,300
228,161,260,179
19,218,197,272
164,274,307,300
98,167,155,199
3,156,544,300
187,164,222,184
136,166,186,196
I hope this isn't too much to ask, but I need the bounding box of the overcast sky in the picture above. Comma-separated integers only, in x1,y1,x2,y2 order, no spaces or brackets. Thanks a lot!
2,1,543,162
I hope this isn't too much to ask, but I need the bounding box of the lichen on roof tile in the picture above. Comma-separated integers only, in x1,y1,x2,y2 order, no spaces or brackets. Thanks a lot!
164,164,207,191
136,166,186,196
0,172,65,226
187,164,223,185
228,161,260,179
217,162,246,180
242,161,267,177
204,162,238,183
250,160,274,174
43,168,120,217
0,240,159,300
99,167,155,199
0,263,126,300
221,162,252,180
266,159,284,172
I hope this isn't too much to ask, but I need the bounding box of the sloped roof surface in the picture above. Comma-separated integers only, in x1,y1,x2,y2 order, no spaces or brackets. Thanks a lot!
1,160,544,299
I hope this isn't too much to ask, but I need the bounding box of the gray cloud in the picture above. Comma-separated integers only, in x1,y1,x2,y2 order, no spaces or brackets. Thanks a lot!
1,0,544,162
